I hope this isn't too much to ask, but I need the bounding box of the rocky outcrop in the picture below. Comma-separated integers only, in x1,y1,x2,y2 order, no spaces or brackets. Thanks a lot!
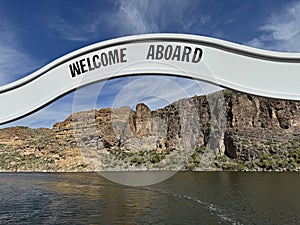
222,91,300,168
0,89,299,171
225,91,300,129
52,89,300,171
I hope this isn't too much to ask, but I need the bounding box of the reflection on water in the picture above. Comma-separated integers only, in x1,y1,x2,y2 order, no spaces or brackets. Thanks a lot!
0,172,299,224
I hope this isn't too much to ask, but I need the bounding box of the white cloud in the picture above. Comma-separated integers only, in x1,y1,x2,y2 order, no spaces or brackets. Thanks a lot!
46,13,103,42
45,1,220,41
47,15,88,42
247,1,300,52
111,0,211,34
0,22,41,85
112,0,161,33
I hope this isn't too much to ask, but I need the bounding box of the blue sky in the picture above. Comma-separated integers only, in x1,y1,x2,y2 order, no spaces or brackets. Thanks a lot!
0,0,299,128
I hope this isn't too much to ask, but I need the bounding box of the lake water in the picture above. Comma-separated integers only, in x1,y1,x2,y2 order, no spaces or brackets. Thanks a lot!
0,172,299,225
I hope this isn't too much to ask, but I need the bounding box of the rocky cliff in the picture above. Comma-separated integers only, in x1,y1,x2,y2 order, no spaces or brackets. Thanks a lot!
0,89,299,171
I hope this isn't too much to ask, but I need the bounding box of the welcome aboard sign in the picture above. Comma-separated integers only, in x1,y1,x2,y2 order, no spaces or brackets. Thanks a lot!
0,33,300,124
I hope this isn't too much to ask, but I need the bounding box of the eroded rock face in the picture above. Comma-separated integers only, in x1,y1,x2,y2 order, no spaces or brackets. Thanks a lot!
53,90,300,160
225,92,300,129
1,89,300,171
134,103,152,136
223,91,300,161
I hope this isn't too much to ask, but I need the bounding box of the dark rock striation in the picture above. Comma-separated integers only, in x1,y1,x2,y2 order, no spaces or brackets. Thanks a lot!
1,89,299,171
52,89,300,171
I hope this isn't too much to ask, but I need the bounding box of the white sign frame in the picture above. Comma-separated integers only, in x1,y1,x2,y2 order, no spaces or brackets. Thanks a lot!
1,33,300,124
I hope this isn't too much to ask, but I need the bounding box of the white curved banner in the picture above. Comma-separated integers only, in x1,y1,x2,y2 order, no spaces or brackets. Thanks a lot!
1,33,300,124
